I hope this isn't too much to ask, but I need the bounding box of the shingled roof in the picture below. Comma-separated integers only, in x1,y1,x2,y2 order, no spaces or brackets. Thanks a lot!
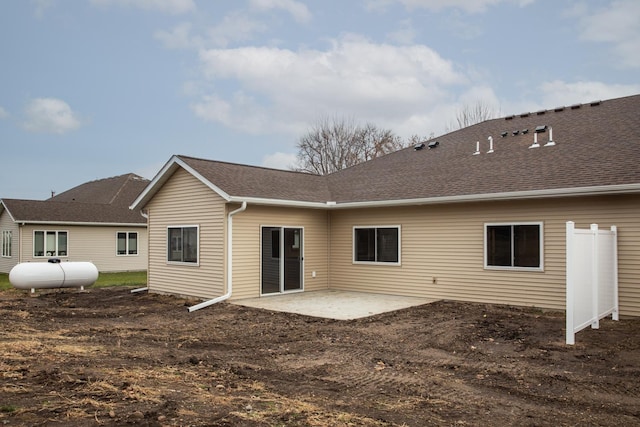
2,174,149,225
132,94,640,210
50,173,149,207
327,94,640,204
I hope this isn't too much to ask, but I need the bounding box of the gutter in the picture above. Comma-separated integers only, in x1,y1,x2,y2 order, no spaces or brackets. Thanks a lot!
224,184,640,211
188,201,247,312
328,183,640,209
11,221,147,227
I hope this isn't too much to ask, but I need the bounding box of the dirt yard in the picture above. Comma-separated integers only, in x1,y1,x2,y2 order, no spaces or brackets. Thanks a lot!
1,287,639,426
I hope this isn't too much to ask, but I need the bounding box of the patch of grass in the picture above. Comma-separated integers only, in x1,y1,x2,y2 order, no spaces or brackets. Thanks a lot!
0,271,146,291
94,271,147,288
0,273,10,291
1,404,18,413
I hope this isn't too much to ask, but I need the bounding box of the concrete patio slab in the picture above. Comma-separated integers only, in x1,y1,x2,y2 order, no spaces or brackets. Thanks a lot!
231,290,436,320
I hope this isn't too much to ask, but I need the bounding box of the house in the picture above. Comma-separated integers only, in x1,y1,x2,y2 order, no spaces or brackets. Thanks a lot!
131,94,640,316
1,173,149,273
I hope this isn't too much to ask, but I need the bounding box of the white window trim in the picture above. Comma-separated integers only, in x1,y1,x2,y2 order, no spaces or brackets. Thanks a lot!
1,230,11,258
116,231,139,257
33,230,69,258
484,221,544,271
352,225,402,266
166,225,200,266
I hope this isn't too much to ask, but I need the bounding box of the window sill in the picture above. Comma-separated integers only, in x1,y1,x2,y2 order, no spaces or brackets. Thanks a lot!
484,266,544,272
34,256,69,259
353,261,401,266
166,261,200,267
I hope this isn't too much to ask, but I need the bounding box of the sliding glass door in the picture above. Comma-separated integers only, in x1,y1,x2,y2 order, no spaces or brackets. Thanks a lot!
261,227,303,294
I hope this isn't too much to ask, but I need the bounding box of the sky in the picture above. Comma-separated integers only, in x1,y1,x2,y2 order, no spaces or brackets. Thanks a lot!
1,0,639,200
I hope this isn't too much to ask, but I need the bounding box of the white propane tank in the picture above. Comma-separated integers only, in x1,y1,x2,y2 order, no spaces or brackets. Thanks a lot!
9,260,99,290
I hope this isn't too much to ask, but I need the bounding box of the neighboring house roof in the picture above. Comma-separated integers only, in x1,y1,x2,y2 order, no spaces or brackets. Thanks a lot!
2,173,149,225
50,173,149,207
132,94,640,210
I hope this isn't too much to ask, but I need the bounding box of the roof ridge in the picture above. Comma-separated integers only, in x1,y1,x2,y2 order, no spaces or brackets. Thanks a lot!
107,173,146,205
177,154,321,177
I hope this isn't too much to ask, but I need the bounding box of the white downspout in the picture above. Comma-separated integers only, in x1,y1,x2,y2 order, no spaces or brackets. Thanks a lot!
188,201,247,312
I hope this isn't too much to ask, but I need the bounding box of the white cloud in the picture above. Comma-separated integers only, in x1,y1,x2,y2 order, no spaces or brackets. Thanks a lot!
90,0,195,14
366,0,533,14
205,12,268,48
0,106,8,119
538,80,640,107
192,36,466,137
261,152,298,170
573,0,640,68
250,0,312,23
154,22,200,49
155,13,267,50
22,98,82,134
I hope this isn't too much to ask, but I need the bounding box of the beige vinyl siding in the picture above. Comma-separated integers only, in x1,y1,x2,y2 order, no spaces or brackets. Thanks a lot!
232,205,329,299
17,224,147,272
145,168,226,299
0,210,19,273
329,195,640,316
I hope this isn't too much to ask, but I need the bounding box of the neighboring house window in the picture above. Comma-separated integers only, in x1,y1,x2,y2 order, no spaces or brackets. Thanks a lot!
485,222,543,270
1,230,11,257
167,226,198,264
353,226,400,264
117,232,138,256
34,230,68,257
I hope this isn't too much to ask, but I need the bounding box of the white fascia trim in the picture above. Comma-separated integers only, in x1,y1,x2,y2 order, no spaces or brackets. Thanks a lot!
172,157,232,202
329,183,640,209
16,221,147,227
130,155,232,211
0,201,17,223
228,183,640,210
228,196,329,209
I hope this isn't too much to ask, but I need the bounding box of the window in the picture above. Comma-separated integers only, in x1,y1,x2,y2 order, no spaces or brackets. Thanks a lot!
34,230,68,257
167,226,198,264
117,232,138,256
353,226,400,264
1,230,11,257
485,222,543,270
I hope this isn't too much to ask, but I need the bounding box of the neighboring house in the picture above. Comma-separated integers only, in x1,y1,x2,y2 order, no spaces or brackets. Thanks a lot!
131,94,640,316
0,173,149,273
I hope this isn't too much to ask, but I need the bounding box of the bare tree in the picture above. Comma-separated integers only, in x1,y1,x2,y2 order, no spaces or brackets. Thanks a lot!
452,100,500,130
295,116,409,175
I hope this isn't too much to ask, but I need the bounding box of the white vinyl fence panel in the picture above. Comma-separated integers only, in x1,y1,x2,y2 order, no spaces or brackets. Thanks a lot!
565,222,618,345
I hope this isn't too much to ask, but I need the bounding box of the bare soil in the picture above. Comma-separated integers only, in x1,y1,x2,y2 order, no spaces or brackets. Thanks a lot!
1,287,639,426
